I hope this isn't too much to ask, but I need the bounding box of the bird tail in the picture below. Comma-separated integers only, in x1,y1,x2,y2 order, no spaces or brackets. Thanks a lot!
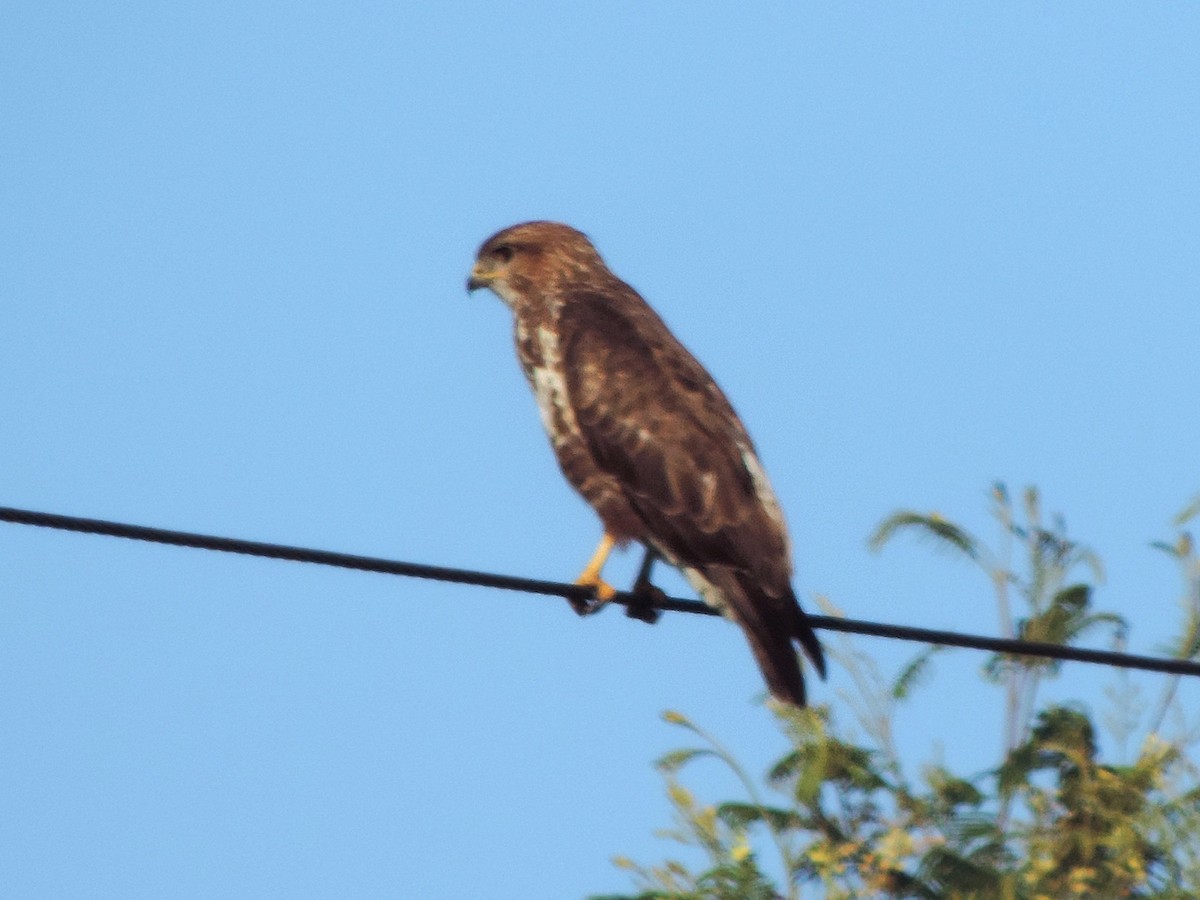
705,568,827,708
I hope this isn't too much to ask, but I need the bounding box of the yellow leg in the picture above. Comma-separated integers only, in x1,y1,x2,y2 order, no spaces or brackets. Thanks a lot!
575,532,618,605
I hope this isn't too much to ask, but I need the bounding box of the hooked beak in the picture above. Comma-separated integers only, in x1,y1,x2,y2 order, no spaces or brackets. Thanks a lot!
466,261,494,292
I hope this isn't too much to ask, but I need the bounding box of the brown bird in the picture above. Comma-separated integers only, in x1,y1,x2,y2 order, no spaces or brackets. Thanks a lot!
467,221,825,706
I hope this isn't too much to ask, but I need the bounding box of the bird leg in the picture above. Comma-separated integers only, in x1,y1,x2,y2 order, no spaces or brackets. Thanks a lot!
572,532,618,615
625,548,665,624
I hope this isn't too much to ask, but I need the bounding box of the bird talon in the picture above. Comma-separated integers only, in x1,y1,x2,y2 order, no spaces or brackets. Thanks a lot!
566,594,594,617
574,574,617,614
569,532,618,615
625,580,665,624
625,548,664,624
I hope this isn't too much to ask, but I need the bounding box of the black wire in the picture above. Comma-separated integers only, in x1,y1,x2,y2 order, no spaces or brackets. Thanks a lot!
2,504,1199,678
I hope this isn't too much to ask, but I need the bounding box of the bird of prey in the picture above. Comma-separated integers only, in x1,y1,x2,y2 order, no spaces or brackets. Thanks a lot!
467,221,826,706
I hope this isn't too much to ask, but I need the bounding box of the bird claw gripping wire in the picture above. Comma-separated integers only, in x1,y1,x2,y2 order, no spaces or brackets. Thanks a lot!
623,549,664,625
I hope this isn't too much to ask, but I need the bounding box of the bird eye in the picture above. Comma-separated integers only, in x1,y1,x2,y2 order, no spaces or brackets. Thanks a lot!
493,245,514,263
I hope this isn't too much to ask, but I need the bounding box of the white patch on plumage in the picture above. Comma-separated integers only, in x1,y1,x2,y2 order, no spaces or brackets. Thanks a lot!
489,278,525,310
530,324,579,446
682,566,730,615
738,441,792,560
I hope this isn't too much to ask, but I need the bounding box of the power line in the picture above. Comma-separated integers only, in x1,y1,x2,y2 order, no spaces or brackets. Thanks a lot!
2,504,1198,678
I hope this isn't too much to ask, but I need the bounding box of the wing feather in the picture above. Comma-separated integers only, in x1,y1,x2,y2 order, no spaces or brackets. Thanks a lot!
559,288,790,593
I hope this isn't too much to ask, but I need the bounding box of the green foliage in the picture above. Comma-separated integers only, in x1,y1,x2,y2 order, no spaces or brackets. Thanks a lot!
873,483,1123,753
598,760,780,900
891,645,947,701
597,486,1200,900
867,511,979,562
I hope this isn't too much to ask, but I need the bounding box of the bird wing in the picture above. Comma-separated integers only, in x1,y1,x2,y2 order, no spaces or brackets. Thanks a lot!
558,288,791,597
558,286,827,702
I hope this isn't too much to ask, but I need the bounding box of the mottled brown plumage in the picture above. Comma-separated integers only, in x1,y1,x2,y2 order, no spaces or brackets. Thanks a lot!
467,221,825,705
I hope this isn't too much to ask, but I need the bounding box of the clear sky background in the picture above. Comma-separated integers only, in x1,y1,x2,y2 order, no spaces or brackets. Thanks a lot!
3,3,1198,898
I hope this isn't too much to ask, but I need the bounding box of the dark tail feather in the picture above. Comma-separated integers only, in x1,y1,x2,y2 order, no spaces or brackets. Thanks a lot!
706,569,827,708
791,599,827,681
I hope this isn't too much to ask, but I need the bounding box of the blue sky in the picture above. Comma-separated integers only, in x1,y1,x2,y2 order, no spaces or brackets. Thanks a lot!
3,3,1199,897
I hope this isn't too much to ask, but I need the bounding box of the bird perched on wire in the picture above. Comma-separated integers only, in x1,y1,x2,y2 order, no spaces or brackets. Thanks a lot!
466,221,825,706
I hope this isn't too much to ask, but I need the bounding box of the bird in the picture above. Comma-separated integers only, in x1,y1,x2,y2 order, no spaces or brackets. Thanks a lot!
466,221,826,706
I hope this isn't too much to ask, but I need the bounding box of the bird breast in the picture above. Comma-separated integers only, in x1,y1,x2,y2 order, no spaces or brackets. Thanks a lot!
515,319,580,447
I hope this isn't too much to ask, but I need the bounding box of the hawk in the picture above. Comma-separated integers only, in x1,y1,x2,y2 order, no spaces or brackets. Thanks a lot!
467,221,826,706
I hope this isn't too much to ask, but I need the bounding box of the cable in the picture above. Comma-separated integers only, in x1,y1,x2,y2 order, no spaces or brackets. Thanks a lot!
2,504,1199,678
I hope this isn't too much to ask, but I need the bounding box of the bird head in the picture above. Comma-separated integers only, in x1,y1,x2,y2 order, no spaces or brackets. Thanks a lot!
467,221,607,309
